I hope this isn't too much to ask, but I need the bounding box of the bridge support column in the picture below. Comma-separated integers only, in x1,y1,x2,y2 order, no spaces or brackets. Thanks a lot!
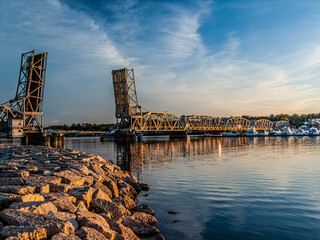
169,131,188,140
22,133,65,147
114,129,136,143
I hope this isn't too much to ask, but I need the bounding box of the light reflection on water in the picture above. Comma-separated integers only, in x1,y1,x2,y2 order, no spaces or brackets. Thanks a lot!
66,136,320,240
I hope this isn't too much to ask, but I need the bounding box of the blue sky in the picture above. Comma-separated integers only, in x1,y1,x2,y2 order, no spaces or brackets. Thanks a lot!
1,0,320,125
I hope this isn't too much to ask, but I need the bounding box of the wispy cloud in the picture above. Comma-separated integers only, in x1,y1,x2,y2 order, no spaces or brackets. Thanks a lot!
1,0,319,124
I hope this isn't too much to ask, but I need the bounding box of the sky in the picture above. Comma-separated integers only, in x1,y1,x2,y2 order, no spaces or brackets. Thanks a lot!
0,0,320,125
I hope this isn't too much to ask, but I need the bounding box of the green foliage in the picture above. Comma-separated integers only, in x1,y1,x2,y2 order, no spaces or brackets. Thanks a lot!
46,123,115,131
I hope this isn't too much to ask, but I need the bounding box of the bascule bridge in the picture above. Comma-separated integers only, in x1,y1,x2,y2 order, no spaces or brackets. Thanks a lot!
0,50,47,138
112,68,278,140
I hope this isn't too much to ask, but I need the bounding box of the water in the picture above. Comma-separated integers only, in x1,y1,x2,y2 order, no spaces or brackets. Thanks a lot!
65,136,320,240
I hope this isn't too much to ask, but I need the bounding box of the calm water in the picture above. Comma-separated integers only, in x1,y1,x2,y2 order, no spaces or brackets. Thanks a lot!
65,136,320,240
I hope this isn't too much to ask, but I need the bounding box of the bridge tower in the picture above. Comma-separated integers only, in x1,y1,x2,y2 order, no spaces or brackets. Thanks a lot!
0,50,47,137
112,68,145,128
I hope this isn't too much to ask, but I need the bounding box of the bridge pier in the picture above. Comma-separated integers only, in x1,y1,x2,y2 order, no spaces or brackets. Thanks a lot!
169,131,188,140
114,129,136,143
22,133,65,148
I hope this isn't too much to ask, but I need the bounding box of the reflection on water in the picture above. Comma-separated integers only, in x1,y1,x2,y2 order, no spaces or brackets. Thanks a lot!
66,136,320,240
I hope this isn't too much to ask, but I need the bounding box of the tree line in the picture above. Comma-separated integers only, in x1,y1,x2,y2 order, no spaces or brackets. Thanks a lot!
47,113,320,131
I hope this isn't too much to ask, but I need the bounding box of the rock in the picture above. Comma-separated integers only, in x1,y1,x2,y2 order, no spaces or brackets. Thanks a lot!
139,183,150,191
113,196,135,210
0,193,19,209
92,189,111,203
0,170,29,178
0,209,75,236
122,216,160,238
49,211,79,231
51,233,81,240
53,170,86,186
93,181,113,199
0,178,24,186
52,197,77,213
103,216,139,240
76,226,108,240
23,176,62,185
0,185,36,195
74,201,88,211
18,194,45,202
133,204,155,216
117,180,137,199
42,193,76,204
35,183,50,194
68,186,93,208
9,201,57,214
120,176,141,193
131,212,157,225
91,198,130,222
76,209,116,239
50,183,71,193
0,225,47,239
5,237,25,240
102,178,119,199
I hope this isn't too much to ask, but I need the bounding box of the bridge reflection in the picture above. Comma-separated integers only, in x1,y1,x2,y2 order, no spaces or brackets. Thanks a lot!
115,136,320,180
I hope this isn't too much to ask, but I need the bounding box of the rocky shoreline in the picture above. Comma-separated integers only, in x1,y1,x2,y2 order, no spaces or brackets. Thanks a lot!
0,144,164,240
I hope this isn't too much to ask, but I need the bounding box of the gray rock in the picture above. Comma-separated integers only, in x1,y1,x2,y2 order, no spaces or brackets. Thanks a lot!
113,195,135,211
0,209,75,236
9,201,57,214
131,212,157,225
103,216,139,240
120,176,141,193
91,198,130,221
0,225,47,239
51,233,81,240
133,204,155,216
76,226,108,240
68,186,93,208
76,209,116,239
122,216,160,237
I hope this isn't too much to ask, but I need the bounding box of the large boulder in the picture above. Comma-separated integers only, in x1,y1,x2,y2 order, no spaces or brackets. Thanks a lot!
91,198,130,222
113,196,135,211
76,209,116,239
122,216,160,238
93,181,113,199
18,194,45,202
51,233,81,240
0,185,36,195
68,186,93,208
102,178,119,198
76,226,108,240
9,201,57,215
0,225,47,239
52,197,77,213
132,204,155,216
117,180,137,199
103,216,139,240
131,212,157,226
120,176,141,193
0,209,75,236
53,170,86,186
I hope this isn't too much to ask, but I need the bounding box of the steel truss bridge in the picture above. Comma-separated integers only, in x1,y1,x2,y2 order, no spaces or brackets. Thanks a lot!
113,68,288,133
0,50,47,134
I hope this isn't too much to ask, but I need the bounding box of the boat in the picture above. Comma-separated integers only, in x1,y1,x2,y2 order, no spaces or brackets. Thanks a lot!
308,127,319,136
294,128,306,136
271,130,282,136
282,127,294,136
244,127,258,137
258,131,269,136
